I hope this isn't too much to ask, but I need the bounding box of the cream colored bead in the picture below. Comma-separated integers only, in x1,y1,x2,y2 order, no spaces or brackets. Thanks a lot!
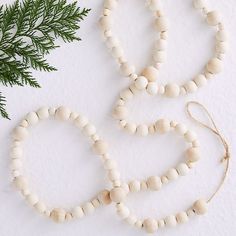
108,169,120,181
20,120,28,128
120,89,133,101
158,84,165,94
75,115,88,128
165,83,180,98
55,106,71,121
126,214,137,226
72,206,84,218
161,176,169,184
49,107,56,116
207,58,222,74
155,17,168,32
12,126,28,141
113,105,128,120
98,189,112,205
155,119,170,134
153,51,166,63
175,123,187,135
166,168,179,180
111,46,124,59
184,130,197,142
187,208,195,217
149,0,162,11
26,112,39,125
186,147,200,162
119,119,126,128
216,30,228,41
110,187,126,203
104,159,117,170
106,36,119,48
99,16,112,30
148,124,156,134
93,140,108,155
141,66,158,82
176,212,189,224
117,204,130,219
120,62,135,77
143,218,158,234
125,122,137,134
136,124,149,136
26,193,39,206
10,159,22,170
104,0,117,10
82,202,95,215
83,124,96,136
207,11,221,26
135,76,148,90
165,215,177,227
193,199,208,215
176,163,190,176
11,147,23,158
37,107,49,120
12,170,21,177
135,220,143,228
216,42,228,54
14,176,28,190
50,208,66,223
103,8,111,16
184,81,198,93
147,176,162,191
129,180,141,192
155,39,167,50
34,201,46,214
194,74,207,87
92,198,100,208
147,82,158,95
141,180,148,191
193,0,206,9
158,219,165,228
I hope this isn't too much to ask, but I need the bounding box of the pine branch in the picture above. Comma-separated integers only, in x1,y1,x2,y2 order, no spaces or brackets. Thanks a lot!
0,0,90,119
0,92,9,119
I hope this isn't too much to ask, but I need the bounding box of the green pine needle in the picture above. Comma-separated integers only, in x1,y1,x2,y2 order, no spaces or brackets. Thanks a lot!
0,0,91,119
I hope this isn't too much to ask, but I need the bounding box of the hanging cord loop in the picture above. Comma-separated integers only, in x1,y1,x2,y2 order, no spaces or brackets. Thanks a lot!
185,101,230,203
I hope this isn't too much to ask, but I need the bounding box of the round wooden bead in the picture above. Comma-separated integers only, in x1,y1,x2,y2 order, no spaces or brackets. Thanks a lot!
108,169,120,181
37,107,49,120
193,199,208,215
155,119,170,134
186,147,200,162
129,180,141,192
194,74,207,87
111,46,124,59
10,159,22,170
26,193,39,205
98,190,112,205
207,58,222,74
176,163,190,176
155,39,167,50
184,130,197,142
147,82,158,95
143,218,158,234
82,202,95,215
135,76,148,90
165,215,177,227
74,115,88,128
83,124,96,136
34,201,46,214
153,51,166,63
50,208,66,223
117,204,130,219
216,42,228,54
11,147,23,158
136,124,149,136
12,126,28,141
165,83,180,97
120,62,135,76
104,159,117,170
14,176,28,190
148,0,162,11
166,168,178,180
26,112,39,125
207,11,221,26
184,81,198,93
125,122,137,134
110,187,126,203
141,66,159,82
93,140,108,155
104,0,117,10
176,212,189,224
216,30,228,41
120,89,133,101
106,36,119,48
99,16,112,30
193,0,206,9
155,17,169,32
175,123,187,135
72,206,84,218
55,106,71,121
147,176,162,191
113,106,128,119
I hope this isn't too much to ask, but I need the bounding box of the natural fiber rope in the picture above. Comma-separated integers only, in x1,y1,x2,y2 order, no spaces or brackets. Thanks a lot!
186,101,230,203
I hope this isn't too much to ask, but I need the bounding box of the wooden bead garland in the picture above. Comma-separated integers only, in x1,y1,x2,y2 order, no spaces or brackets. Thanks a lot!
100,0,228,97
10,106,123,223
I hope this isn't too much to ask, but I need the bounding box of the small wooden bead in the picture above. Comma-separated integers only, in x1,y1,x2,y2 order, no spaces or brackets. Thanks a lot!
193,0,206,9
117,204,130,219
125,122,137,134
126,214,137,226
11,147,23,158
108,169,120,181
136,124,149,136
158,85,165,94
147,176,162,191
104,159,117,170
104,0,117,10
153,51,166,63
120,62,135,77
10,159,22,170
106,36,119,48
143,218,158,234
216,30,228,41
26,193,39,206
135,220,143,228
111,46,124,59
14,176,28,190
176,163,190,176
119,119,127,128
147,82,158,95
55,106,71,121
113,106,128,119
158,219,165,228
207,11,221,26
98,190,112,205
165,83,180,98
49,107,56,116
129,180,141,192
110,187,126,203
148,124,156,134
176,212,189,224
92,198,100,208
184,130,197,142
216,42,228,54
148,0,162,11
12,170,21,177
186,147,200,162
103,8,111,16
155,39,167,50
20,120,28,128
193,199,208,215
12,126,28,141
37,107,49,120
194,74,207,87
82,202,95,215
184,81,198,93
135,76,148,90
140,181,148,191
175,123,187,135
34,201,46,214
72,206,84,218
165,215,177,227
187,208,195,217
155,119,170,134
207,58,222,74
50,208,66,223
166,168,179,180
161,176,169,184
65,213,73,221
26,112,39,125
120,89,133,101
141,66,159,82
93,140,108,155
99,16,112,30
83,124,96,136
155,17,169,32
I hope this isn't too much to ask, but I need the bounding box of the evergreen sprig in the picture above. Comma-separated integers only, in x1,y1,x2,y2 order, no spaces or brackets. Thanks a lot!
0,0,90,119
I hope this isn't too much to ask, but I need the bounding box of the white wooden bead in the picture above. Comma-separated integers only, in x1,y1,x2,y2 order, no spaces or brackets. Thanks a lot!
75,115,88,128
106,36,119,48
155,119,170,134
50,208,66,223
148,125,156,134
26,193,39,206
147,82,158,95
104,0,117,10
10,159,22,170
70,112,78,121
72,206,84,218
143,218,158,234
184,81,198,93
111,46,124,59
207,11,221,26
153,51,166,63
119,120,127,128
14,176,28,190
26,112,39,125
148,0,162,11
117,204,130,219
37,107,49,120
103,8,111,16
136,124,149,136
141,66,159,82
113,106,128,119
176,212,189,224
193,199,208,215
12,126,28,141
155,17,169,31
11,147,23,158
158,219,165,228
108,169,120,181
194,74,207,87
147,176,162,191
155,39,167,50
165,215,177,227
135,76,148,90
99,16,112,30
120,89,133,101
104,159,117,170
216,42,228,54
166,168,179,180
184,130,197,142
193,0,206,9
207,58,222,74
83,124,96,136
135,220,143,228
12,170,21,177
110,187,126,203
158,85,165,94
161,176,169,184
126,214,137,225
34,201,46,213
93,140,108,155
125,122,137,134
165,83,180,98
141,181,148,191
120,62,135,77
55,106,71,121
186,147,200,162
20,120,28,128
176,163,190,176
129,180,141,192
216,30,228,41
82,202,95,215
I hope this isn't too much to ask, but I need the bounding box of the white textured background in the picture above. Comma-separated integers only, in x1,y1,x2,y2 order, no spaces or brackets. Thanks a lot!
0,0,235,235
